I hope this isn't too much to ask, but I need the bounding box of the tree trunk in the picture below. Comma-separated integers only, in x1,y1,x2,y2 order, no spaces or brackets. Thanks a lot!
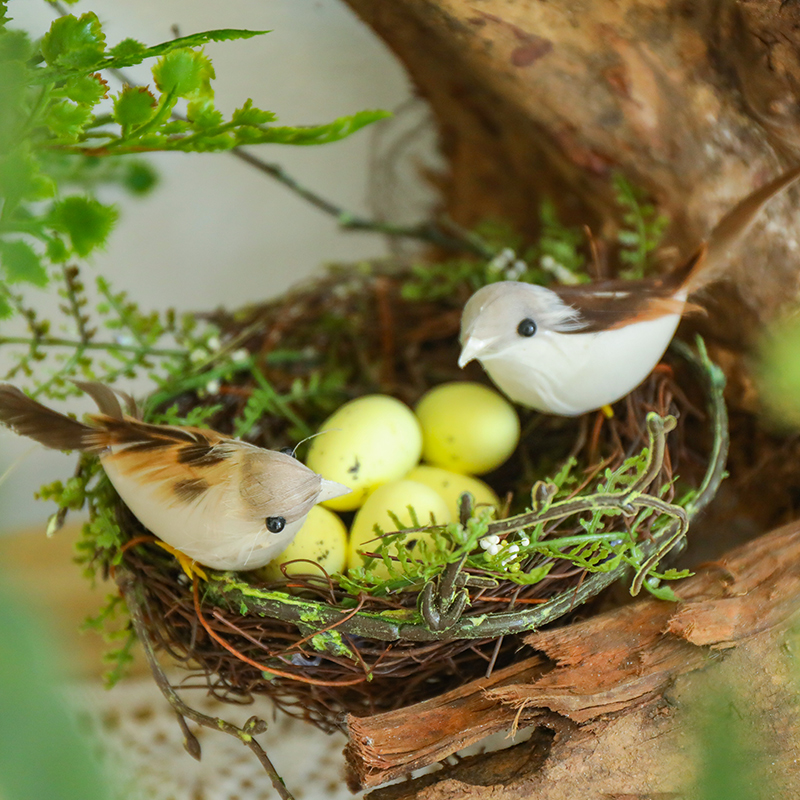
344,0,800,342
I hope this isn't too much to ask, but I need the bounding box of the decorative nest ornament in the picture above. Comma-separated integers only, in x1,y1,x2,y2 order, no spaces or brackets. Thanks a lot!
87,264,729,745
31,260,725,799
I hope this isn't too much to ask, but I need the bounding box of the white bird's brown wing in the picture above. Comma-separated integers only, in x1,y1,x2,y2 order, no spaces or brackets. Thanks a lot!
551,255,699,333
553,163,800,332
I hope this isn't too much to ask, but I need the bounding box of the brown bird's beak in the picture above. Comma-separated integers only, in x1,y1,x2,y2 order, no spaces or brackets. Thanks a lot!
317,478,351,504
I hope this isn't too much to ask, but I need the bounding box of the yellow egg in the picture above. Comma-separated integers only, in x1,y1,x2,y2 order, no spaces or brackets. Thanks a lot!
405,465,500,520
306,395,423,511
258,506,348,580
415,382,520,475
347,479,452,578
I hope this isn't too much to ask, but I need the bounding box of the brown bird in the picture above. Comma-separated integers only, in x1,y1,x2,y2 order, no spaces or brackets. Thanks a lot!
0,381,349,571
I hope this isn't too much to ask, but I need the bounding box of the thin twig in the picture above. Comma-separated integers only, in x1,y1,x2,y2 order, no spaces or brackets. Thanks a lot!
0,334,185,357
116,569,296,800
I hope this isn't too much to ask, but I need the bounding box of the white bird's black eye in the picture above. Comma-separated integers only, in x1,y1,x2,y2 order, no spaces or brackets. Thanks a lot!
517,318,537,337
266,516,286,533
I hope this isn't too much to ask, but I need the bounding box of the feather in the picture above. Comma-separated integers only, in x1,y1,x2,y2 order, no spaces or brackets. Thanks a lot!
71,380,124,420
0,384,94,451
682,163,800,293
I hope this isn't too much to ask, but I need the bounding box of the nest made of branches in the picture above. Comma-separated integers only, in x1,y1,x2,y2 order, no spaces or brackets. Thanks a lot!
113,264,725,732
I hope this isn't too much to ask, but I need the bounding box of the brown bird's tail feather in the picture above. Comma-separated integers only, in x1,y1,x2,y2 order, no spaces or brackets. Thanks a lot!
0,384,95,451
681,163,800,294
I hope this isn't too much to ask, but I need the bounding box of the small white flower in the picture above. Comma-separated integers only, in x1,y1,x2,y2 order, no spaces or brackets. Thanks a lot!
206,336,221,351
487,248,515,273
487,544,501,556
231,348,249,363
504,260,527,280
190,348,208,363
520,537,530,547
486,534,500,545
507,544,519,554
479,537,492,550
205,379,221,395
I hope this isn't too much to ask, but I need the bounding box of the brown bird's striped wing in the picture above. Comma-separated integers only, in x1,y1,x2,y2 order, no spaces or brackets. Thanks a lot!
0,381,237,498
96,416,239,504
0,384,94,451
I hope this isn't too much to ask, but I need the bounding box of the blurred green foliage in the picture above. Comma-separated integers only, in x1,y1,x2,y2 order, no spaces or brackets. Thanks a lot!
0,576,110,800
0,1,388,313
757,312,800,429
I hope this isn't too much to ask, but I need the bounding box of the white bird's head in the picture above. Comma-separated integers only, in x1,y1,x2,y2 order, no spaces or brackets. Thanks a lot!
458,281,582,369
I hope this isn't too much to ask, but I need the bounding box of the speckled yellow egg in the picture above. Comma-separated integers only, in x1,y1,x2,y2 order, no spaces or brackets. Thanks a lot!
258,506,348,580
306,395,423,511
347,479,452,577
405,465,500,519
415,382,520,475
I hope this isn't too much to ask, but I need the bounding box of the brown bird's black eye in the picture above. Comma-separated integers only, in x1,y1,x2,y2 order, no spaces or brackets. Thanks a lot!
517,318,537,337
266,516,286,533
279,447,295,458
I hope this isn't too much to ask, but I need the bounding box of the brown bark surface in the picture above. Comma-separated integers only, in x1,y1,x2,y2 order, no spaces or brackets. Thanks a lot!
344,0,800,336
346,521,800,797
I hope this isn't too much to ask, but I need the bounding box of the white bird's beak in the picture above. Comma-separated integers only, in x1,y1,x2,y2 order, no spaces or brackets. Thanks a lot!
317,478,351,503
458,336,491,368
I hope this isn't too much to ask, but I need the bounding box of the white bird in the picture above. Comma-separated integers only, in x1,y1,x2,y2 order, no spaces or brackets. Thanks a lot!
459,165,800,416
0,381,349,571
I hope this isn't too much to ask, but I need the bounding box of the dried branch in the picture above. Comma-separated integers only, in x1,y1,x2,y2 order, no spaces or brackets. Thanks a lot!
116,569,296,800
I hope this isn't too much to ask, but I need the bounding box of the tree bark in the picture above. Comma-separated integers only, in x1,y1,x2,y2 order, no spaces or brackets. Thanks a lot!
346,521,800,798
344,0,800,338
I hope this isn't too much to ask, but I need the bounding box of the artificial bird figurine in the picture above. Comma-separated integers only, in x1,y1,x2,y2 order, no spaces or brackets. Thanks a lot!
0,381,349,572
459,164,800,416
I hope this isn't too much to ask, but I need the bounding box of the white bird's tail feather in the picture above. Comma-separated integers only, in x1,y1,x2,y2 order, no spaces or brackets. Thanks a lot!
683,163,800,294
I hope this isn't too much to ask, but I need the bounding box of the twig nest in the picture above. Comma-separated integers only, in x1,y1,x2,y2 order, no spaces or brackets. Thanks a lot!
415,382,520,474
306,395,423,510
348,479,452,576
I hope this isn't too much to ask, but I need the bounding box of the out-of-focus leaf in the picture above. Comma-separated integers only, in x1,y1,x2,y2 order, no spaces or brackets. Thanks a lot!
48,195,118,257
0,239,47,285
113,85,157,127
0,147,56,205
0,29,32,62
44,100,93,141
40,12,106,69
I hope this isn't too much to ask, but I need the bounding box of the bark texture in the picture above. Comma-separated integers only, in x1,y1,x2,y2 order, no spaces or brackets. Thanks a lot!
346,521,800,797
344,0,800,338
